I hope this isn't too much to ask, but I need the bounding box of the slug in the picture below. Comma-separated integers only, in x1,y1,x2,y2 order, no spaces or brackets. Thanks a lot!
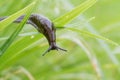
0,14,67,56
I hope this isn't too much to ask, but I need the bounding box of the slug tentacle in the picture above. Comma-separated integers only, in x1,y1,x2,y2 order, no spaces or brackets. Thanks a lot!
42,45,67,56
0,14,67,56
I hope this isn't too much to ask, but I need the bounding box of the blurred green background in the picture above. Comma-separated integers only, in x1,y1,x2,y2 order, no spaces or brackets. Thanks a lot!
0,0,120,80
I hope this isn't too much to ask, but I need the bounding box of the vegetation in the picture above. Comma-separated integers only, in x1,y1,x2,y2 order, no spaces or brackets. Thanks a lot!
0,0,120,80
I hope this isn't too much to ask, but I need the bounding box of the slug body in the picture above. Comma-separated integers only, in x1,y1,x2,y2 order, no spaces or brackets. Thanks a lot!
0,14,67,56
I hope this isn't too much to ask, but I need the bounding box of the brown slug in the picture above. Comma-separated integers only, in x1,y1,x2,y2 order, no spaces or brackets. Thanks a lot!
0,14,67,56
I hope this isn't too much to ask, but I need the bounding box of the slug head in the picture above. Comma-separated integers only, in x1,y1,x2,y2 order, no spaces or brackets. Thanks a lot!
42,45,67,56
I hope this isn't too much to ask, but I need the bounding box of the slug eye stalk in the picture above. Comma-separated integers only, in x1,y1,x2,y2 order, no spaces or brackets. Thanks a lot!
42,45,67,56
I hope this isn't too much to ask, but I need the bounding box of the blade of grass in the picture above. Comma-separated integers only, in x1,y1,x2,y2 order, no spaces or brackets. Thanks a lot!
53,0,97,27
0,1,34,31
0,1,36,56
60,33,105,80
0,35,44,71
68,28,119,46
80,15,120,72
0,32,38,41
61,0,120,70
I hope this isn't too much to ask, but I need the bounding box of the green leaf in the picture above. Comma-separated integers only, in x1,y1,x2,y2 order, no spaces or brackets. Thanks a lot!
0,1,34,30
0,35,43,71
0,1,36,56
53,0,97,27
68,28,119,46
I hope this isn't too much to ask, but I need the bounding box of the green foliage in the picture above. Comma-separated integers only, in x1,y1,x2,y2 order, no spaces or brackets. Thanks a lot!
53,0,97,27
0,0,120,80
0,2,36,55
68,28,119,46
